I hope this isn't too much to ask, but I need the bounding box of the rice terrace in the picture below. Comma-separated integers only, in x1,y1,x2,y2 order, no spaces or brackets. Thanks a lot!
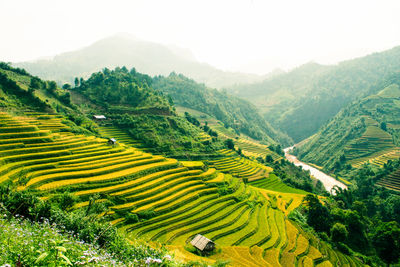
1,1,400,266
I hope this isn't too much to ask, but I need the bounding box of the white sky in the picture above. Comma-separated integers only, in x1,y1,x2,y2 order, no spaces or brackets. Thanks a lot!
1,0,400,74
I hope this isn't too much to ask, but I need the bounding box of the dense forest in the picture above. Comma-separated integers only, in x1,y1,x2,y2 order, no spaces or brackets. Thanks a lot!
292,161,400,266
75,66,171,113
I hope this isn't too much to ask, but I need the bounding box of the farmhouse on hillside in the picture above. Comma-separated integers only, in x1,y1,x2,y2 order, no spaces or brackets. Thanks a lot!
108,138,117,145
190,234,215,252
93,115,106,120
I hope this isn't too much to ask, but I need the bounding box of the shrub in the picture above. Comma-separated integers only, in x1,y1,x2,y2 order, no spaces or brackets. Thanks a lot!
126,213,139,224
137,209,157,220
331,222,348,243
50,192,78,210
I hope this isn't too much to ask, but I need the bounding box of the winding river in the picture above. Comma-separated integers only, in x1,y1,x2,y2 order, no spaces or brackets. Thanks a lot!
284,147,347,193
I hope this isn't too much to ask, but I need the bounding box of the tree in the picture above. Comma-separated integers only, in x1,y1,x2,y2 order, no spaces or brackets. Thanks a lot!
60,92,71,105
372,221,400,265
225,139,235,150
62,83,71,90
331,223,348,243
265,155,273,163
30,77,41,90
352,201,367,217
74,77,79,87
380,122,387,131
304,194,331,232
47,81,57,93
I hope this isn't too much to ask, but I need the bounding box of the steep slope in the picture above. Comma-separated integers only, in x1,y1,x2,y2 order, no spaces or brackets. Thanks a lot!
0,63,368,266
0,62,220,159
296,79,400,172
14,34,264,89
153,73,292,146
71,67,223,158
0,111,365,266
229,46,400,142
175,107,327,195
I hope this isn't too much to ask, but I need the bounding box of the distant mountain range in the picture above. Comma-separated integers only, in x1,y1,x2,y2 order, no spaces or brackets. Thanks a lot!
13,34,267,88
228,46,400,142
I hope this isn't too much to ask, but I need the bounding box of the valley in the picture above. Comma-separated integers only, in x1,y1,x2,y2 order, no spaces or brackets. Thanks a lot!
2,17,400,266
0,110,364,267
284,147,347,193
0,63,372,266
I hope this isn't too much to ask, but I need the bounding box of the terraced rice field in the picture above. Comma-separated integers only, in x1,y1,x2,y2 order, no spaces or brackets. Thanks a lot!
351,148,400,169
198,132,212,142
209,149,273,182
176,106,279,160
213,125,280,160
376,168,400,192
15,112,69,132
0,111,367,266
98,125,147,149
346,125,398,168
249,174,307,194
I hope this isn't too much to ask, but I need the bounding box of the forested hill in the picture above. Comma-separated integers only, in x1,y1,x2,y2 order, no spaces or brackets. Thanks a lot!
152,72,292,146
75,66,171,114
71,67,225,157
229,46,400,142
14,34,265,89
295,75,400,172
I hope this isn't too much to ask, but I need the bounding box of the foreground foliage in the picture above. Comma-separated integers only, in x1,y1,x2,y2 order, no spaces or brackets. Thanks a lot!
291,163,400,266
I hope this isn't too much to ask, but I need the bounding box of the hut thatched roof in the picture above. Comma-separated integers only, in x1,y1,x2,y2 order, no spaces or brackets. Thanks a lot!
190,234,214,251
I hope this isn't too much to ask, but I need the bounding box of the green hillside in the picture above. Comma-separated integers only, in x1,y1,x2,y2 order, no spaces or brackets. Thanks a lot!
175,107,327,195
0,110,365,266
0,63,372,266
229,46,400,142
376,159,400,192
71,67,227,158
153,73,292,146
296,78,400,175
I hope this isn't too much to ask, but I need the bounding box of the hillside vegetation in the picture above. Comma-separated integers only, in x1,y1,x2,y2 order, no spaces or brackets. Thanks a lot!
0,63,370,266
229,46,400,142
71,67,226,158
296,77,400,177
176,107,327,196
153,73,292,146
0,110,365,266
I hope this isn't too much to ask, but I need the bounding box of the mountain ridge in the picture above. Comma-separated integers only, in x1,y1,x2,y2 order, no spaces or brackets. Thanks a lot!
228,45,400,142
14,34,266,89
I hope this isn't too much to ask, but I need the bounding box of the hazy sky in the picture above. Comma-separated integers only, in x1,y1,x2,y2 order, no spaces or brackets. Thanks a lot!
1,0,400,74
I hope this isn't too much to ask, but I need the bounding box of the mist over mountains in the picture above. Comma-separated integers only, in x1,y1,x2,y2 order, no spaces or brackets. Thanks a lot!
14,34,267,89
228,46,400,142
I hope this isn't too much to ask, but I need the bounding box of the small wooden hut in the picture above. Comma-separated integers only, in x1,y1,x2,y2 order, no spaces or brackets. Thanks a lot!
93,115,106,120
108,138,117,145
190,234,215,252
